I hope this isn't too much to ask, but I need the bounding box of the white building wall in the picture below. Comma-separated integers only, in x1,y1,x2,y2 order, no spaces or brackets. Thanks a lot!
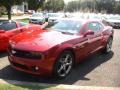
12,2,28,14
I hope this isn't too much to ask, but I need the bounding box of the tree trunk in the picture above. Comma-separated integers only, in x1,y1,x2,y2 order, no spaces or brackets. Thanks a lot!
6,5,11,20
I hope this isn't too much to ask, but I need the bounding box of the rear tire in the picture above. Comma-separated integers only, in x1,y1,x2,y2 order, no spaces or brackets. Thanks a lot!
53,51,74,79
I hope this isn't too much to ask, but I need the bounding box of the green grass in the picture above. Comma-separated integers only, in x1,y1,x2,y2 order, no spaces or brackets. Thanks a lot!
0,84,59,90
17,18,29,23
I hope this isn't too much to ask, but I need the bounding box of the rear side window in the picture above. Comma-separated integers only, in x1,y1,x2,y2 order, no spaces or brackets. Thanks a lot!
87,22,104,32
88,22,100,32
0,22,17,31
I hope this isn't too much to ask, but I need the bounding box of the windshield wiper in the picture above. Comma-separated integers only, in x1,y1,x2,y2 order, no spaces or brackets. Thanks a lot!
60,31,74,35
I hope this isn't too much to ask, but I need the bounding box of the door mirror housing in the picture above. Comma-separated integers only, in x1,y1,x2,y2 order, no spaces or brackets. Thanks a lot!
84,30,94,37
0,30,5,33
20,29,24,32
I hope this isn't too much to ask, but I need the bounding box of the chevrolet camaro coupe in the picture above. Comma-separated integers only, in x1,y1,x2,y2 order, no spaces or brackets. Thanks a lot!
8,19,114,78
0,20,40,51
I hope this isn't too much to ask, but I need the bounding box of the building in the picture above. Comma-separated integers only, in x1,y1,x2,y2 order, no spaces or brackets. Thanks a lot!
12,1,28,14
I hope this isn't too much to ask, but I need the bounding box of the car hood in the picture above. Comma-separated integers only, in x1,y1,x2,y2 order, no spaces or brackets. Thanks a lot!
10,29,79,52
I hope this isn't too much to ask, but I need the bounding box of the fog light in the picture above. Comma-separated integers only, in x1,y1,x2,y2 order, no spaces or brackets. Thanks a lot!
35,66,39,70
32,66,39,72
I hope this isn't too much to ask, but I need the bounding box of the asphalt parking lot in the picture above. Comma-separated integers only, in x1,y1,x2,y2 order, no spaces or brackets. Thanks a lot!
0,29,120,87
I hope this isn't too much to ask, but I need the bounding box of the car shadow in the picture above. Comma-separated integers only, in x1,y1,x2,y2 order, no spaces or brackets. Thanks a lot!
0,51,114,85
0,52,7,58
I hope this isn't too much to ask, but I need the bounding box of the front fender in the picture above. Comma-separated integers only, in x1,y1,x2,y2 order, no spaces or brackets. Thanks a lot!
52,43,75,62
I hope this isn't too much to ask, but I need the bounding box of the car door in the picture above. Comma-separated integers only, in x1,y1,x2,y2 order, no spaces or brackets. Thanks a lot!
86,22,103,54
73,26,90,62
73,36,90,62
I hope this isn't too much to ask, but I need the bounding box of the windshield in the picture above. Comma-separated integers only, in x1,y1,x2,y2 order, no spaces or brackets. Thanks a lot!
48,13,60,17
32,13,43,17
0,23,6,30
48,20,83,34
92,16,101,19
108,16,120,20
0,21,17,31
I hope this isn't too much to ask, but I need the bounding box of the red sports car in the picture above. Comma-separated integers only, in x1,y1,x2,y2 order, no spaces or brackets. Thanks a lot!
0,20,40,51
8,19,114,78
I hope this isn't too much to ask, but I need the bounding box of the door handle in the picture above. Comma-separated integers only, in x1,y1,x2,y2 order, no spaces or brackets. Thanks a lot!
87,38,91,43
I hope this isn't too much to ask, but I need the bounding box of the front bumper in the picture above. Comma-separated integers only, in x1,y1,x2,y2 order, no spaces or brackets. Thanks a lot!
110,22,120,28
114,23,120,28
8,53,55,76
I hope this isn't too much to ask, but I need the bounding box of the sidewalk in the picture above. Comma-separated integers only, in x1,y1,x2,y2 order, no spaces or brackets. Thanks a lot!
0,79,120,90
0,14,30,20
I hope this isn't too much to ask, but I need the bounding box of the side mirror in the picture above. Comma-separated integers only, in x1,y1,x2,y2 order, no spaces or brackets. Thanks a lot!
84,30,94,37
20,29,24,32
0,30,5,33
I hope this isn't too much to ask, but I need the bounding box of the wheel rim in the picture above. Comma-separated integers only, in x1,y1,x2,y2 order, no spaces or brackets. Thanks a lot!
107,38,112,52
57,54,73,77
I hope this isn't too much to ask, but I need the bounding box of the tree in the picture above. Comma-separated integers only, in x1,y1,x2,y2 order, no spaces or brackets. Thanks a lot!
114,1,120,14
0,3,2,16
65,1,81,12
44,0,65,12
95,0,115,13
64,0,117,13
28,0,45,12
65,0,96,12
0,0,24,20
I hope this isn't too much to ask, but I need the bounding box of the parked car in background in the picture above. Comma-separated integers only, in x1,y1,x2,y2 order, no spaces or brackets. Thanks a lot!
106,15,120,28
0,20,40,51
29,13,44,25
25,10,35,14
88,13,103,20
71,13,84,19
47,13,65,23
8,19,114,79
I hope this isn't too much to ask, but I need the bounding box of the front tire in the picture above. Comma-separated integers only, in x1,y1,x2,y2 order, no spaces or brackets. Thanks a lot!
53,51,74,79
102,37,113,54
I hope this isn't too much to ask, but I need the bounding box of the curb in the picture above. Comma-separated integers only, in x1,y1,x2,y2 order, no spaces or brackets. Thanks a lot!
0,15,30,20
0,79,120,90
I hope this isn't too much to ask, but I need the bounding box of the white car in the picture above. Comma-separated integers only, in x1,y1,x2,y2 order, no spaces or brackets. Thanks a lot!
47,13,65,22
106,15,120,28
29,13,44,25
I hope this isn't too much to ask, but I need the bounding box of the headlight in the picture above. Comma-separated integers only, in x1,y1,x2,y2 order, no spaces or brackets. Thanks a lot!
110,22,115,25
9,40,15,48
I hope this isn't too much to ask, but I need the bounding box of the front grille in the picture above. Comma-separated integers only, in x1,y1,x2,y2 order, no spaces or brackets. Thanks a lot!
10,49,42,59
115,23,120,25
10,61,28,70
31,19,37,21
